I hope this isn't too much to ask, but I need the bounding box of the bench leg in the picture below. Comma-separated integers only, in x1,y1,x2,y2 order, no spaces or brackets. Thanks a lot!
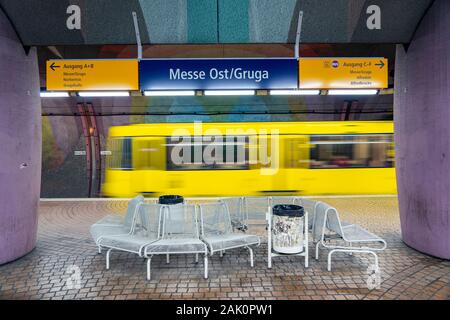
368,251,379,272
246,246,254,267
166,254,170,264
204,254,208,279
195,253,199,264
106,249,112,270
327,249,335,271
315,242,321,260
304,239,309,268
268,241,272,269
327,249,379,272
146,256,153,280
305,248,309,268
98,246,102,254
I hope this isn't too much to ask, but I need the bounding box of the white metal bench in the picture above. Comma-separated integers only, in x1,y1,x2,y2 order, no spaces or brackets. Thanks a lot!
97,203,164,271
143,204,208,280
90,195,145,252
313,202,387,271
199,202,260,270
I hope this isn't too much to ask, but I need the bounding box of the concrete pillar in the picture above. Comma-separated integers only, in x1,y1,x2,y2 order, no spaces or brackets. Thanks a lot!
0,10,41,264
394,0,450,259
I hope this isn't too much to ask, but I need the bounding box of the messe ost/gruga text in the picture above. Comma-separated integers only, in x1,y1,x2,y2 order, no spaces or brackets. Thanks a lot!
169,68,270,83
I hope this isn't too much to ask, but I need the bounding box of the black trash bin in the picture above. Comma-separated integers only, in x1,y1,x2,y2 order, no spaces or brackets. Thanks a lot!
272,204,305,254
158,195,184,205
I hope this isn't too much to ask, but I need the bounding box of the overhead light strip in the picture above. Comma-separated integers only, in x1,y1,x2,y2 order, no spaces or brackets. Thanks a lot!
144,90,195,96
41,89,380,97
204,90,255,96
270,89,320,96
78,91,130,97
327,89,378,95
40,91,69,98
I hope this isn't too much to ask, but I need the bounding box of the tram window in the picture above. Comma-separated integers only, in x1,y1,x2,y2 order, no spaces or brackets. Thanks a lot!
166,136,249,170
133,138,164,170
107,137,132,170
310,134,394,169
285,137,309,169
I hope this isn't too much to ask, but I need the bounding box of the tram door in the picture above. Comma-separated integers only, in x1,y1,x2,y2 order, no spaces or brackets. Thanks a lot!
282,135,309,194
133,136,166,195
253,133,286,194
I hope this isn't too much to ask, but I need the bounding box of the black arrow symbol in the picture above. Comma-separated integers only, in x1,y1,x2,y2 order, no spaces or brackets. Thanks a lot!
50,62,60,71
375,60,385,69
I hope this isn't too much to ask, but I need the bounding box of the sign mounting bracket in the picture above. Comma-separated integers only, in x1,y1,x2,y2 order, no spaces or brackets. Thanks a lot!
132,11,143,60
294,10,304,59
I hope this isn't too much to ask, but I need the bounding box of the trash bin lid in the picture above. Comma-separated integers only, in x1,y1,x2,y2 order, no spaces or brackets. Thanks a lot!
273,204,304,217
159,195,184,205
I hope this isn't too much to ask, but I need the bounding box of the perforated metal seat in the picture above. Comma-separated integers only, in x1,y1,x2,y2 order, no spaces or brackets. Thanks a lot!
143,204,208,280
296,198,320,231
242,196,271,227
93,215,125,226
145,238,207,254
90,195,145,247
240,196,303,227
220,197,247,231
341,224,383,242
97,203,164,272
203,234,261,252
199,202,260,272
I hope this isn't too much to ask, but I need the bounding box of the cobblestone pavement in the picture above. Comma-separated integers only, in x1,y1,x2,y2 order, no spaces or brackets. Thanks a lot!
0,197,448,300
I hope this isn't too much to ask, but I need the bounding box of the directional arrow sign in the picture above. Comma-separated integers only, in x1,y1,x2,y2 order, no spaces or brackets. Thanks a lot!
299,58,388,89
375,60,385,69
46,59,138,91
49,62,60,71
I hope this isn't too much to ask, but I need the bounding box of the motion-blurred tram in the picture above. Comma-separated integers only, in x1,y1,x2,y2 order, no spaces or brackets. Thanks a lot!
102,121,396,197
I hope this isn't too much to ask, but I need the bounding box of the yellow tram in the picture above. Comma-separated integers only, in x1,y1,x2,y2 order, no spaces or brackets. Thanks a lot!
102,121,396,197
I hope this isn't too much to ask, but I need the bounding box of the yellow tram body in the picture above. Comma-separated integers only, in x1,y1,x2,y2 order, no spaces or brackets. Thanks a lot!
102,121,396,197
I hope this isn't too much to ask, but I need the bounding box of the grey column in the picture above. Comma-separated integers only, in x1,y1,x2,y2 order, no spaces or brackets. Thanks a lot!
0,10,41,264
394,0,450,259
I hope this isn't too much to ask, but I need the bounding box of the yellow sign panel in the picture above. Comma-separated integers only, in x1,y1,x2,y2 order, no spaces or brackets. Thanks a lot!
299,58,388,89
46,59,138,91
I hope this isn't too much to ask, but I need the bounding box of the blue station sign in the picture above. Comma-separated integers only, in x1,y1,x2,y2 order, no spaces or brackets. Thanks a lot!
140,58,298,90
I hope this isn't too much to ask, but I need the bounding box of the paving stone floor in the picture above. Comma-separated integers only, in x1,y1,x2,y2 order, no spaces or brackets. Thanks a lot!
0,196,448,300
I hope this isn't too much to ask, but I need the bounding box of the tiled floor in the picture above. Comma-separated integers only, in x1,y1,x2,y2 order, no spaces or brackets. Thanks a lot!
0,197,448,300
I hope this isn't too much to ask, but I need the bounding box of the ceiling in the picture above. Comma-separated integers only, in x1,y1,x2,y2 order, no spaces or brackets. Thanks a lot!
0,0,433,46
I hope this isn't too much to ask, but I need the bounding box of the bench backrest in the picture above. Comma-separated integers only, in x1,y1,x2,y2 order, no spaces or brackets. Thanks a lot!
325,207,344,237
135,203,165,241
297,198,319,230
220,197,245,225
161,204,200,239
313,201,344,242
243,196,271,221
124,195,145,229
199,202,233,236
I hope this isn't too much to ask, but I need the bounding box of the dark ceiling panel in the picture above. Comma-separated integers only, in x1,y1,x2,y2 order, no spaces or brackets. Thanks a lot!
0,0,433,45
